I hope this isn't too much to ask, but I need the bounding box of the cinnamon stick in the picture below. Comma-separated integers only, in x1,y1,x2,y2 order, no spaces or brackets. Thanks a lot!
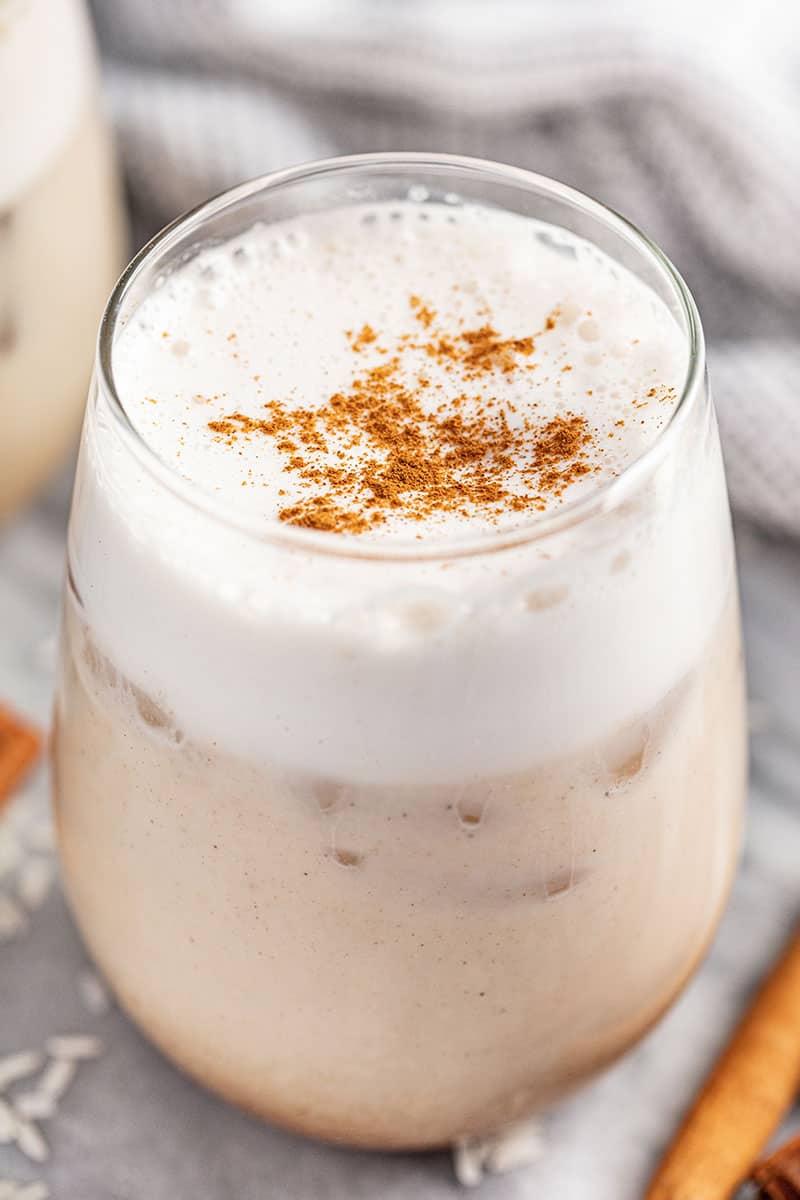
0,704,41,814
753,1132,800,1199
646,924,800,1200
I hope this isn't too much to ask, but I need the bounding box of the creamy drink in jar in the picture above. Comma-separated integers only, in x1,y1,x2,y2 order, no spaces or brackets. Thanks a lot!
53,156,746,1149
0,0,124,520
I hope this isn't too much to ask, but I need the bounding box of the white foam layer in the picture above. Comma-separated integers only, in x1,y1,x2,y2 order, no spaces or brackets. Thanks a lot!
113,203,686,538
0,0,93,209
70,199,734,784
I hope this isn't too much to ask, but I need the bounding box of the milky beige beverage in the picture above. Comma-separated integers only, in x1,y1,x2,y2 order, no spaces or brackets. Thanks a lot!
53,162,747,1149
0,0,124,520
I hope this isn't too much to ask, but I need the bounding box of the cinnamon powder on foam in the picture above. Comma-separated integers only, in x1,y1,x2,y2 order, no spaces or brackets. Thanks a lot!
208,297,599,535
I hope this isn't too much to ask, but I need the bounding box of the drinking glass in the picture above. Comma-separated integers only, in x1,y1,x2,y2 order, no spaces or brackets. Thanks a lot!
52,154,747,1149
0,0,125,520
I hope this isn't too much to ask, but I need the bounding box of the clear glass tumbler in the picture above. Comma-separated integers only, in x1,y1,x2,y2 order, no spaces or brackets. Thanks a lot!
52,155,747,1149
0,0,125,520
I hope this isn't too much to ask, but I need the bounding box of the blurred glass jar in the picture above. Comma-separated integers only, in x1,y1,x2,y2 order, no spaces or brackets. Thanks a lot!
0,0,125,521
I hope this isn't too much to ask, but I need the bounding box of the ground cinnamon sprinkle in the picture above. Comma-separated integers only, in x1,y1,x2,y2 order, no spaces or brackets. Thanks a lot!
347,323,378,352
208,295,597,534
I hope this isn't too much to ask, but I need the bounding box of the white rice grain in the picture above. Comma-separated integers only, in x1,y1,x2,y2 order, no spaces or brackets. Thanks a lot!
16,858,53,912
0,830,22,877
13,1092,55,1122
0,1052,42,1092
0,1098,18,1143
45,1035,102,1062
18,1183,51,1200
453,1139,484,1188
14,1119,48,1163
483,1118,543,1174
77,969,111,1016
24,820,55,854
36,1058,76,1102
453,1118,543,1187
0,894,28,942
17,1183,50,1200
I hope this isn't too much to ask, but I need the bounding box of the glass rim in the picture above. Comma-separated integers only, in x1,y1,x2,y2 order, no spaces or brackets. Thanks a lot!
96,151,705,564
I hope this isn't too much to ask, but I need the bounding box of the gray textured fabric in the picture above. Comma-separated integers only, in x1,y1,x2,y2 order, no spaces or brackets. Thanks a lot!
88,0,800,536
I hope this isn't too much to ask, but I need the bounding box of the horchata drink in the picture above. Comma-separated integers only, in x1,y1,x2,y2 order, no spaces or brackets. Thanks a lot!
53,156,746,1149
0,0,124,520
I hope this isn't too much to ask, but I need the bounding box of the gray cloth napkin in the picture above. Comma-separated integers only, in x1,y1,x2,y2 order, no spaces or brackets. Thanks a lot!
89,0,800,535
